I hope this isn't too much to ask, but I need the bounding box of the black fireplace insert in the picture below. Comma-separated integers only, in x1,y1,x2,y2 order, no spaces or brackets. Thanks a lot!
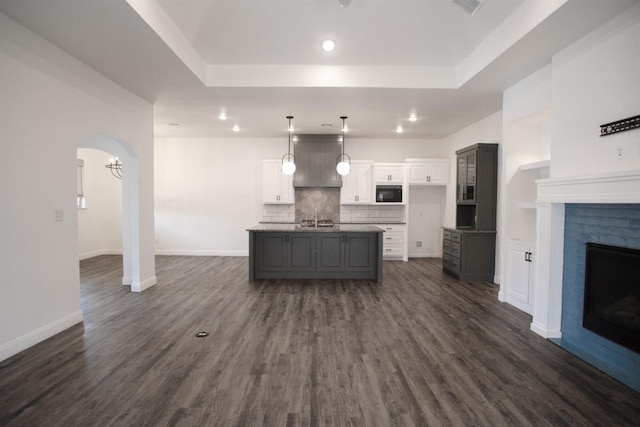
583,242,640,354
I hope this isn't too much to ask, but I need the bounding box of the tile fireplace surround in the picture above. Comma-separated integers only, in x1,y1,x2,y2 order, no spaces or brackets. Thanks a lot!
532,170,640,392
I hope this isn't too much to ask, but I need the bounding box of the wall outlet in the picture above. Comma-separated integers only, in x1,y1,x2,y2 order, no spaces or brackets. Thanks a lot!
616,146,624,160
54,210,63,222
416,241,422,248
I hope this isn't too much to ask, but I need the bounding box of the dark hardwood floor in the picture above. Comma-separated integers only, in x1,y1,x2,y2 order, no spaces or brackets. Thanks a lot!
1,256,639,426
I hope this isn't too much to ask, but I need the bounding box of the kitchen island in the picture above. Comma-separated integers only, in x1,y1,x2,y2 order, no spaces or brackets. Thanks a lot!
247,224,383,282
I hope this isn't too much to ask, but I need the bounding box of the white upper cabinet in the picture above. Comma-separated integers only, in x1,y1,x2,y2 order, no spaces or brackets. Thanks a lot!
262,160,294,204
374,164,405,184
405,159,449,185
341,161,373,204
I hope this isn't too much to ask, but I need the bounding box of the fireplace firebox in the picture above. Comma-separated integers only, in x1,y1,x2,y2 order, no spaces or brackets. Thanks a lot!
583,242,640,354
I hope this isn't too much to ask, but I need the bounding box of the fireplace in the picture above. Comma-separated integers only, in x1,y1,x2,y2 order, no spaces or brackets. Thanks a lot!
583,242,640,354
533,172,640,393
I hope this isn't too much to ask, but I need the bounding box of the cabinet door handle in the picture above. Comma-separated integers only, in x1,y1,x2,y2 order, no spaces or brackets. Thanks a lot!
343,235,348,243
284,235,290,243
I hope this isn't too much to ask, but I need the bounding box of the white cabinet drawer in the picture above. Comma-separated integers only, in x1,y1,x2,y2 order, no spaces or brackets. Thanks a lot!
383,233,403,244
382,244,404,257
377,224,405,233
374,223,405,259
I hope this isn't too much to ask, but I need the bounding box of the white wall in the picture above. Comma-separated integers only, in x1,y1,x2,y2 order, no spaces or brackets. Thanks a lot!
550,2,640,178
154,137,442,255
77,148,123,259
0,13,155,362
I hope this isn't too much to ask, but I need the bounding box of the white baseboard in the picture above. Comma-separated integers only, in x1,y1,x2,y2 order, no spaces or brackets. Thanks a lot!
506,295,533,315
408,253,440,258
122,275,132,285
498,290,506,302
155,250,249,257
79,249,122,260
131,275,157,293
0,310,84,363
530,321,562,339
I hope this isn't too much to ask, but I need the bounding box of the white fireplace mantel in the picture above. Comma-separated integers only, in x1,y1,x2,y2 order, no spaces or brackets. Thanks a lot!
537,170,640,204
530,170,640,339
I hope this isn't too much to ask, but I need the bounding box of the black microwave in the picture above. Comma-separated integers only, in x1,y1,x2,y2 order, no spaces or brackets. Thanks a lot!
376,185,403,203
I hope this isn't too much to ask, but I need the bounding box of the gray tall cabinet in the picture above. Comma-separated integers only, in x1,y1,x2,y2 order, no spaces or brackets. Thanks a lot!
443,143,498,282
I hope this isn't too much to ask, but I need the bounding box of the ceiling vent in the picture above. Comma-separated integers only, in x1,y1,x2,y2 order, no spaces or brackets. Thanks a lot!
453,0,483,16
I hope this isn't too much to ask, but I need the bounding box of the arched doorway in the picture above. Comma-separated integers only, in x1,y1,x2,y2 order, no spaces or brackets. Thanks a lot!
77,133,145,292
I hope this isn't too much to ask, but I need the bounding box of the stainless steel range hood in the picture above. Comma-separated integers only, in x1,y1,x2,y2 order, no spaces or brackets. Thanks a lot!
293,134,343,188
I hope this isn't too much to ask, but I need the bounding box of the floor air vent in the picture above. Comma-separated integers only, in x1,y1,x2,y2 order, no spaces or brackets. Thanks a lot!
454,0,483,16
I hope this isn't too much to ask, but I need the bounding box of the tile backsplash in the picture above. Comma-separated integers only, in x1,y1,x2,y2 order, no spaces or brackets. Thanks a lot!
262,204,295,223
295,188,340,223
263,191,404,224
340,205,404,223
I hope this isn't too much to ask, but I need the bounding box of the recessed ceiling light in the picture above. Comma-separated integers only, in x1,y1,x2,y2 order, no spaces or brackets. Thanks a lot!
232,125,240,132
396,126,404,134
409,115,418,122
218,113,227,120
322,40,336,52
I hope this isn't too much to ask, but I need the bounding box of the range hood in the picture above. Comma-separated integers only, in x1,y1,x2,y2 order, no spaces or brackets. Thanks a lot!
293,134,343,188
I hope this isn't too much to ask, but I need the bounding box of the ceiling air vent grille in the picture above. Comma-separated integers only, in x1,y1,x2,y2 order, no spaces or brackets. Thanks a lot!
453,0,483,16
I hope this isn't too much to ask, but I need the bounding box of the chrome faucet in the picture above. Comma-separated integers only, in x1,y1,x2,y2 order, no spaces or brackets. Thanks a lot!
315,208,318,229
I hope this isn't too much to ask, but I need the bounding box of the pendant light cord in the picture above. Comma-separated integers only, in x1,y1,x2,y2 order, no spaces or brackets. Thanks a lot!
288,116,293,155
341,116,347,155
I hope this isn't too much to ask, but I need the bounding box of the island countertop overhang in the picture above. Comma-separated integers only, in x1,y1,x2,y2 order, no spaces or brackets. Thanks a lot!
247,224,384,233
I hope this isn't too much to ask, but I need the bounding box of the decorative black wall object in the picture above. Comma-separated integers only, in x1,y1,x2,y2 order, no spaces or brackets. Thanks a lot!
600,114,640,137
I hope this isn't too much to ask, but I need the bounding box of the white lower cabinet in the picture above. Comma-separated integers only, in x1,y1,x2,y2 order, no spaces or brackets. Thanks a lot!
505,240,534,315
375,224,406,260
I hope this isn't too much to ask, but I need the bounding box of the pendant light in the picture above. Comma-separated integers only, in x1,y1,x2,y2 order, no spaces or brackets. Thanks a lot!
336,116,351,176
281,116,296,175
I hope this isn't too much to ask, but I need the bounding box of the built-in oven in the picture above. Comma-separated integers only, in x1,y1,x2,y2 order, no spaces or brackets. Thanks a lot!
375,185,403,203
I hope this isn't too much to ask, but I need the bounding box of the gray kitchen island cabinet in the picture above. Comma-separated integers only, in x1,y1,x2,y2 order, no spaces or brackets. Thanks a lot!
255,232,316,273
248,225,383,282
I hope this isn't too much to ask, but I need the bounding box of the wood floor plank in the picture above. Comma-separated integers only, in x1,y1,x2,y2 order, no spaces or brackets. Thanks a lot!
1,255,639,426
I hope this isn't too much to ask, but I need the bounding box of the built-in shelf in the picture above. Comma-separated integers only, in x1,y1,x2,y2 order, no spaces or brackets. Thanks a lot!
518,159,550,172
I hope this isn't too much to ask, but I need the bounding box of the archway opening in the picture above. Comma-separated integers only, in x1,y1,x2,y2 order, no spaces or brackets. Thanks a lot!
77,134,143,291
77,148,123,261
